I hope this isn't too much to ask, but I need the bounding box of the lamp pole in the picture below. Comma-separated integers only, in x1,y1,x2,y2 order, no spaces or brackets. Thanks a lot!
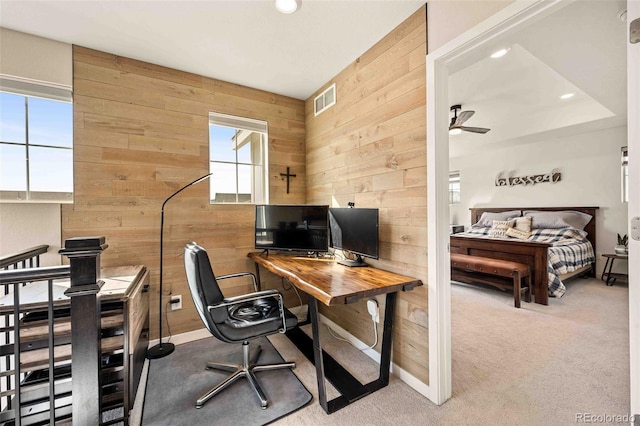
146,173,213,359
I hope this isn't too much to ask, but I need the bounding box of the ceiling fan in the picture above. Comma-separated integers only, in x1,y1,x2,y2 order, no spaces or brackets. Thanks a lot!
449,104,491,135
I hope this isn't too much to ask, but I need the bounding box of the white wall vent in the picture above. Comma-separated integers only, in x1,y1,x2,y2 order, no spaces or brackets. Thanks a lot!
314,83,336,116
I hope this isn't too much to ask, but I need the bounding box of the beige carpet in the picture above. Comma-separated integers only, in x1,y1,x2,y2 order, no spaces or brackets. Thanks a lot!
270,277,630,425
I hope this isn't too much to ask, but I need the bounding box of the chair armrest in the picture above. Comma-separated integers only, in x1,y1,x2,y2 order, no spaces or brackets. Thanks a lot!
216,271,258,292
208,289,289,332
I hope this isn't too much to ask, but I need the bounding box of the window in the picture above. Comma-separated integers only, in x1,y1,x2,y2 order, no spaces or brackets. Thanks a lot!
622,146,628,203
449,171,460,205
0,86,73,203
209,112,268,203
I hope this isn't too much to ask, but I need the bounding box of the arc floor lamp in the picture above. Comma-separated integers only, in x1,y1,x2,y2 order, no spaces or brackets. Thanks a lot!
146,172,213,359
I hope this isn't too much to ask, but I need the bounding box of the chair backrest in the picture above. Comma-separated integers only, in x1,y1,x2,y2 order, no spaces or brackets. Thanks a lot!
184,242,228,338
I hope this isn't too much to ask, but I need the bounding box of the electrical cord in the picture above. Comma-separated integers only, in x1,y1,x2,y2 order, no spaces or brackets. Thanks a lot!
164,300,172,344
324,317,378,350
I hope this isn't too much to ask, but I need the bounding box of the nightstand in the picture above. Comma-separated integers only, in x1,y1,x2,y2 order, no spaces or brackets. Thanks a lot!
601,253,628,286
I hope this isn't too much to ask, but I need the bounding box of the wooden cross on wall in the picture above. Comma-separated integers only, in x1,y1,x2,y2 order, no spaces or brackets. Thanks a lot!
280,167,297,194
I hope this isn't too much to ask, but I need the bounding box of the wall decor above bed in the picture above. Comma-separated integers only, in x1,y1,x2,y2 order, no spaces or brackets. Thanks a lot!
495,169,561,187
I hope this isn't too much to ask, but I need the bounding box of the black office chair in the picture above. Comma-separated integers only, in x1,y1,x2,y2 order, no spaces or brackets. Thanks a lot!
183,242,298,409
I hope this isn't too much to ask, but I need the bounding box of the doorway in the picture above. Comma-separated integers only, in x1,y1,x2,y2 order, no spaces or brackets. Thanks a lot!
426,0,637,413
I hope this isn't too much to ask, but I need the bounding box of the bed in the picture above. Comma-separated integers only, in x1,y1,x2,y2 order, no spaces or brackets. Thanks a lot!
450,206,598,305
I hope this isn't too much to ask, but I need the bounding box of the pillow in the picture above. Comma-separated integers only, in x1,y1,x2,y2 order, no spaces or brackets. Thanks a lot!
506,227,532,240
488,219,515,238
514,216,532,233
524,210,592,231
475,210,521,227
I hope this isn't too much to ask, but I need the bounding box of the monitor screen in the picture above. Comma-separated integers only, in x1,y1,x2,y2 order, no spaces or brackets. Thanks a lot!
255,205,329,253
328,207,379,267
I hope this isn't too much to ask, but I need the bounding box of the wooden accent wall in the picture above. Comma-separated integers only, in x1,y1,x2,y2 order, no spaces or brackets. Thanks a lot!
63,46,306,340
305,7,428,382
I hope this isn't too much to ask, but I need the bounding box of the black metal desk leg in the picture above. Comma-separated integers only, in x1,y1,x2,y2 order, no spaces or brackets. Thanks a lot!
308,297,329,412
378,292,396,385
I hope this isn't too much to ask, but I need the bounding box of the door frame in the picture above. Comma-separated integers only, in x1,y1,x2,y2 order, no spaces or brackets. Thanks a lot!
426,0,638,409
626,0,639,417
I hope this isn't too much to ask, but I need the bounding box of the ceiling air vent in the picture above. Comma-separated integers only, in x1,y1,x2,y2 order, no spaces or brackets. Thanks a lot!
314,83,336,116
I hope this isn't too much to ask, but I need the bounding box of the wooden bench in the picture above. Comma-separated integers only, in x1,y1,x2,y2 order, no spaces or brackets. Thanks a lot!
450,253,531,308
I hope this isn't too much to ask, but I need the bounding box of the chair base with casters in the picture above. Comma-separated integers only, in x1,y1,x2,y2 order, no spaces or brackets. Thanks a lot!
184,242,299,410
197,340,296,409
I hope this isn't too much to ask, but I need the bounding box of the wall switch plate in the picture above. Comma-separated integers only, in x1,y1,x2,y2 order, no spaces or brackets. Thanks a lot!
632,217,640,241
170,295,182,311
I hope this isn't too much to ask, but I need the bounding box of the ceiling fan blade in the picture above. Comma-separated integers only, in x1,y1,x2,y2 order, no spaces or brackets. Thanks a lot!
460,126,491,134
455,110,475,126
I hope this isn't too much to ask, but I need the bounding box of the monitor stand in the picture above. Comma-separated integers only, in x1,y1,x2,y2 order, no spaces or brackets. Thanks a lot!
337,254,368,267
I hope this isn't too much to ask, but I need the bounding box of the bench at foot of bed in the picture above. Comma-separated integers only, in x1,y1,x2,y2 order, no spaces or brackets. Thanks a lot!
451,253,532,308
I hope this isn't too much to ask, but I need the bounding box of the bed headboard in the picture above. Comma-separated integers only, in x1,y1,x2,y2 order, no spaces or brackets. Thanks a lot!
469,206,599,253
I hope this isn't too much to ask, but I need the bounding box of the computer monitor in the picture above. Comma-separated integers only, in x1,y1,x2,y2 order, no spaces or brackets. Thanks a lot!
328,207,379,267
254,204,329,253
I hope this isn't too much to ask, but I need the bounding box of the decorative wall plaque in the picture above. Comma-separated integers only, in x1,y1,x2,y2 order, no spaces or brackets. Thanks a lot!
495,169,561,187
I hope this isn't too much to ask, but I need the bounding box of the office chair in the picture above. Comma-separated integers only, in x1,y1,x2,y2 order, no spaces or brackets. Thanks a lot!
183,242,298,409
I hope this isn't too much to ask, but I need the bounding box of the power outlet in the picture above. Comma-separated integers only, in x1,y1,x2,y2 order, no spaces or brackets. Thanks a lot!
170,295,182,311
367,299,379,323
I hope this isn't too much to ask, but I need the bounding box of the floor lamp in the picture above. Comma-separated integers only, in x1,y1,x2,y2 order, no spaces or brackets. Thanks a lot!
147,172,213,359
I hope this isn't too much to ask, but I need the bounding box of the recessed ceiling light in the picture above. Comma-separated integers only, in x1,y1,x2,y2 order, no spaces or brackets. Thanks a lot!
449,128,462,136
275,0,299,14
560,93,575,100
490,48,510,59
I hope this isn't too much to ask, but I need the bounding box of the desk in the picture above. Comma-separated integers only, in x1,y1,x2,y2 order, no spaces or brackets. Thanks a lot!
247,252,422,414
601,253,628,286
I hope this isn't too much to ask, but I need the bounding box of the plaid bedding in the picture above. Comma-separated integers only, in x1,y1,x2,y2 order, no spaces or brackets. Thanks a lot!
460,226,595,297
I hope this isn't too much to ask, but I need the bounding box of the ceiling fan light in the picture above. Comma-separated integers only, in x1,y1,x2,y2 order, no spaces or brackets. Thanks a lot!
490,48,510,59
449,128,462,136
275,0,299,14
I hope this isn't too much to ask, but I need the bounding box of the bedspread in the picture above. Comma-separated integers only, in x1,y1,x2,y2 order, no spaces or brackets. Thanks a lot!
460,226,596,297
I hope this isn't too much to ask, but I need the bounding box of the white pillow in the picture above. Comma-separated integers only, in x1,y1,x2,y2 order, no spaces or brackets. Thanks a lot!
506,227,532,240
514,216,532,232
488,219,515,238
475,210,521,227
524,210,592,230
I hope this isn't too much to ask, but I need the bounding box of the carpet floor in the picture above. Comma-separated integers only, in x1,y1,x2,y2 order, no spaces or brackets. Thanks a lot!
269,277,630,425
134,277,629,425
141,336,312,426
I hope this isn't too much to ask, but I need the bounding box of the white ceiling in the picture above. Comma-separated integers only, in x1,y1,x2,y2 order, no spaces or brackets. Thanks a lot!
0,0,425,100
448,0,628,156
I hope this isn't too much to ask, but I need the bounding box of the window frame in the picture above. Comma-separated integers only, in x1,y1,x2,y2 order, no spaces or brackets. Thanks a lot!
622,146,628,203
449,171,460,205
0,82,73,204
208,112,268,204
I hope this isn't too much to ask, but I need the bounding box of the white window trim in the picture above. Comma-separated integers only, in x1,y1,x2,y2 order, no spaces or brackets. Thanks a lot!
0,78,73,203
208,112,269,204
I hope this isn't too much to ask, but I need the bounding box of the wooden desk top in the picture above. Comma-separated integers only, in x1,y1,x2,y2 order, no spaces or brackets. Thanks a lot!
248,252,422,306
0,265,147,314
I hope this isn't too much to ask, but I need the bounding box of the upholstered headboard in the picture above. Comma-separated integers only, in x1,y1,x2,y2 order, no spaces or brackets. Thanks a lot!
469,206,599,253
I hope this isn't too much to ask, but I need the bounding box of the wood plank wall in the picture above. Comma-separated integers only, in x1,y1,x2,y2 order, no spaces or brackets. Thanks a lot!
305,7,428,382
63,46,306,339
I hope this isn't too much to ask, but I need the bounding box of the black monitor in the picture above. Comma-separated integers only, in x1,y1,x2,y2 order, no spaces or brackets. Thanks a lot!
254,205,329,253
328,207,379,267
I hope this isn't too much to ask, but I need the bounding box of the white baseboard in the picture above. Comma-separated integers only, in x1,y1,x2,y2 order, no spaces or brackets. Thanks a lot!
150,315,431,400
148,328,211,348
